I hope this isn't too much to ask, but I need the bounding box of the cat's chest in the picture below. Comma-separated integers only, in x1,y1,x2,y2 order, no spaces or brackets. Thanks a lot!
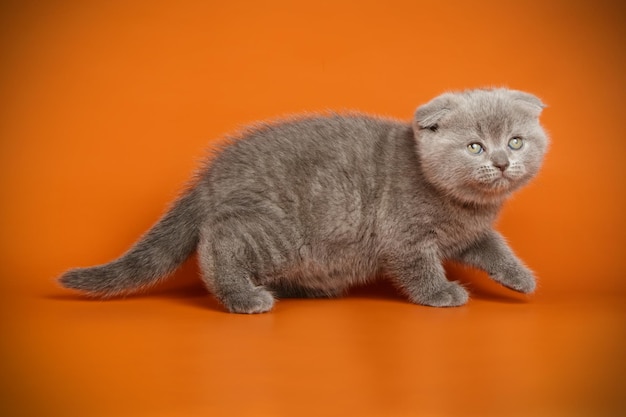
431,208,494,257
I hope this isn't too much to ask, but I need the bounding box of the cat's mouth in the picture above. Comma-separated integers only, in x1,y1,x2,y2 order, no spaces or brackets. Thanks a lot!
491,176,511,189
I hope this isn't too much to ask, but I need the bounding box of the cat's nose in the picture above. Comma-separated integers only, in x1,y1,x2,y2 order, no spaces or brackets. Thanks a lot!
493,161,510,172
491,151,510,172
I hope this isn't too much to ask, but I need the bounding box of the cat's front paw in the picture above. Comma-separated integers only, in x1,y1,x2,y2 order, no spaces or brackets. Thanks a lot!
490,264,536,294
412,281,469,307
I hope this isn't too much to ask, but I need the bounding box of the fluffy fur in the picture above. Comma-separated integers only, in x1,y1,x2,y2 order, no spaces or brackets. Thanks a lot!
59,88,549,313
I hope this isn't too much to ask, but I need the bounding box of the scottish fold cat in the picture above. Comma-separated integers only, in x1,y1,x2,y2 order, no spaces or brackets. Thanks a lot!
59,88,549,313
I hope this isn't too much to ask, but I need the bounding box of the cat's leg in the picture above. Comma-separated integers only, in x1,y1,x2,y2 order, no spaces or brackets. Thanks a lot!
454,230,536,293
384,247,469,307
197,226,275,314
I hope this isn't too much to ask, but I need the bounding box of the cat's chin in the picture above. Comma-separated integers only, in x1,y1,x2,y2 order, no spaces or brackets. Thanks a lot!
442,188,506,207
463,193,509,207
454,182,514,206
429,178,511,207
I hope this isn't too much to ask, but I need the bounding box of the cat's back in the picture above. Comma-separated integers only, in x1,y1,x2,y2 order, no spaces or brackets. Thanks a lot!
207,113,407,179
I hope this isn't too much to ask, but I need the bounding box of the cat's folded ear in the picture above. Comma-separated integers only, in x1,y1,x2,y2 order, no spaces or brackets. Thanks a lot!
510,90,546,117
414,93,458,130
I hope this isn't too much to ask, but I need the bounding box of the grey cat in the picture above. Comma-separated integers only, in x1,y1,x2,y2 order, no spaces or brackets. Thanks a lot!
59,88,549,314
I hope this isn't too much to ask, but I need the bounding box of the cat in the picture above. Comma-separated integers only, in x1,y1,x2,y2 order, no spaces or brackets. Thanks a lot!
59,88,549,314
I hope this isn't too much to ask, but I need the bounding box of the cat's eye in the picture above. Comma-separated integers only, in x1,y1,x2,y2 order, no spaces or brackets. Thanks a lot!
467,143,483,154
508,137,524,150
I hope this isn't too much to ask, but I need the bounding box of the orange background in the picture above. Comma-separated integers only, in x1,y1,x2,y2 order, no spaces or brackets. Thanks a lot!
1,0,625,416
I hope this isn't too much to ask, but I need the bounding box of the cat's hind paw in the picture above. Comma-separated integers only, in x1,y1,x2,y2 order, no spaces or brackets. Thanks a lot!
220,286,275,314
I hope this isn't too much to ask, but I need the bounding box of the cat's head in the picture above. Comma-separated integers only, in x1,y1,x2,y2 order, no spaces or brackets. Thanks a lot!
413,88,549,206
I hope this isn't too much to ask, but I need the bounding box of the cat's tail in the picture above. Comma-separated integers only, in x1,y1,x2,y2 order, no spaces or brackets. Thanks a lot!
58,187,205,297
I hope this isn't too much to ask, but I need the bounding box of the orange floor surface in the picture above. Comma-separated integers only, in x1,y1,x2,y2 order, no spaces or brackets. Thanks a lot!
1,1,625,416
3,273,626,417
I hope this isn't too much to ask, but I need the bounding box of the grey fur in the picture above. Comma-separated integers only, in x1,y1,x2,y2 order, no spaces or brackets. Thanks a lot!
59,88,549,314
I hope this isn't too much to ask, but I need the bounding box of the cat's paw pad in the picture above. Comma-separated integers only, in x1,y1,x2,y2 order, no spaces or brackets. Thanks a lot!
221,287,275,314
417,281,469,307
492,265,536,294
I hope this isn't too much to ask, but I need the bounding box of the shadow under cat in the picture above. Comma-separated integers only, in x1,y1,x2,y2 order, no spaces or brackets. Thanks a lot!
51,256,529,313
